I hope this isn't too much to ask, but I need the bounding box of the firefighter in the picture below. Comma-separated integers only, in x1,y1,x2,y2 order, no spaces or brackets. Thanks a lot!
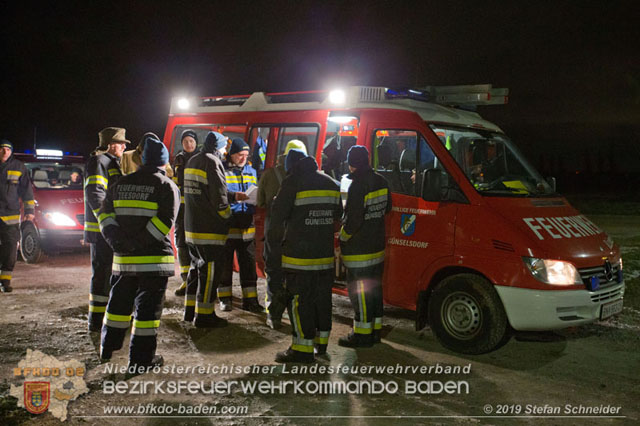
0,140,35,293
84,127,129,331
338,145,391,347
267,148,342,363
257,140,307,328
219,138,263,312
172,130,199,297
97,135,179,370
183,131,231,327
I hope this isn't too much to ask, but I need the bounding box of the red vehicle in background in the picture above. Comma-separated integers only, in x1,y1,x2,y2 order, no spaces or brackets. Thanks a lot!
14,149,86,263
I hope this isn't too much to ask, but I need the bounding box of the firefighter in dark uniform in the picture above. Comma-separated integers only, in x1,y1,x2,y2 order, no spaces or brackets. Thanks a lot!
267,149,342,363
84,127,129,331
97,135,179,369
172,129,199,297
0,140,35,293
338,146,391,347
183,131,231,327
219,138,263,312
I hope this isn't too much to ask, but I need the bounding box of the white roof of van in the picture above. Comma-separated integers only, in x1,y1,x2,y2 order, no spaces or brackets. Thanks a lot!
170,86,506,133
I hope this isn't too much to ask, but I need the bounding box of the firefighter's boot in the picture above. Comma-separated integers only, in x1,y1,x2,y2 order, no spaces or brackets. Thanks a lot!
275,347,314,364
174,282,187,296
219,297,233,312
242,297,264,313
338,332,374,348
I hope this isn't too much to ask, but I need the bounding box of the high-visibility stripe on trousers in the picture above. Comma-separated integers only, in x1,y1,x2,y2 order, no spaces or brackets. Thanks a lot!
346,263,384,336
100,275,167,365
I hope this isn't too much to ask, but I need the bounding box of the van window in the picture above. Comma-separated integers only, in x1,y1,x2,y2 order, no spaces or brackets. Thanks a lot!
248,125,319,177
25,162,85,190
430,125,554,196
322,116,359,180
170,124,246,158
373,129,436,196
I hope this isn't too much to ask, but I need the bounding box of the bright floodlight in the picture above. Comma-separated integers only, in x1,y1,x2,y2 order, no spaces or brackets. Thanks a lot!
328,89,346,104
177,98,190,110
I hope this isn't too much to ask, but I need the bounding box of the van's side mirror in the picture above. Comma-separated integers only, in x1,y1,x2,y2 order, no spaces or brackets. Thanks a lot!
421,169,443,201
546,176,556,192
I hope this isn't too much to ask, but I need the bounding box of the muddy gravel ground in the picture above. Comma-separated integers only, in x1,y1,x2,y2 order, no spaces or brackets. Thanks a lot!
1,244,639,425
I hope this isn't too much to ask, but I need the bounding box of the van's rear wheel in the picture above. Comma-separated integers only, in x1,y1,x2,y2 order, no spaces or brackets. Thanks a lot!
428,273,509,354
20,224,44,264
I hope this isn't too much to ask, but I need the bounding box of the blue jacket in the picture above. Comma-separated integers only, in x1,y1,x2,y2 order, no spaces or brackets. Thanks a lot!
225,162,257,216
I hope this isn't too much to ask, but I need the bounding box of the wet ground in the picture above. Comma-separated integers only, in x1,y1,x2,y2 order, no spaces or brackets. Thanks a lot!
1,233,639,425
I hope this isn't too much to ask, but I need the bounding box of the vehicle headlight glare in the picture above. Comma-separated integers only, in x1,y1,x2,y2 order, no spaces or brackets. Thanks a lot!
523,257,582,286
44,212,76,227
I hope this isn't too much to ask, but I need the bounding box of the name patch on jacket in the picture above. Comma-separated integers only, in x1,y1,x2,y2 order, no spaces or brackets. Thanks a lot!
116,184,156,200
305,209,334,226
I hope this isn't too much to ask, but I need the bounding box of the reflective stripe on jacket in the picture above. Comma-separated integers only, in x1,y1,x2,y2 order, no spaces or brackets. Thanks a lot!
84,152,122,243
340,168,391,269
0,156,34,224
266,156,342,272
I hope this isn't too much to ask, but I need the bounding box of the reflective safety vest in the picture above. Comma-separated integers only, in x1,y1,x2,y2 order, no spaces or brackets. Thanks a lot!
184,151,230,246
339,167,392,269
225,162,257,240
267,156,342,272
84,151,122,243
98,165,179,276
0,156,34,225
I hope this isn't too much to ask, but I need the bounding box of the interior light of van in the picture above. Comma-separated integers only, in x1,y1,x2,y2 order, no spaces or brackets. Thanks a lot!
328,89,346,104
327,115,357,124
177,98,191,110
522,257,582,285
44,212,76,227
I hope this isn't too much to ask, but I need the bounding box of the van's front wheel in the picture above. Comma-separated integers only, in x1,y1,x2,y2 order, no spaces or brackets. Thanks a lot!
20,223,44,264
428,274,509,354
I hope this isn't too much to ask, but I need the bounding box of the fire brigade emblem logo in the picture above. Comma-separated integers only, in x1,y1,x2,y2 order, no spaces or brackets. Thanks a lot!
24,381,50,414
400,214,416,236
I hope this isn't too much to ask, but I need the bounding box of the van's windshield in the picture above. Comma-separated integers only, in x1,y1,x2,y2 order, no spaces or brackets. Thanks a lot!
430,125,555,197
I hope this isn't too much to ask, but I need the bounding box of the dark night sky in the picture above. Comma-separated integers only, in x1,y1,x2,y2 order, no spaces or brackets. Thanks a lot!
1,0,639,174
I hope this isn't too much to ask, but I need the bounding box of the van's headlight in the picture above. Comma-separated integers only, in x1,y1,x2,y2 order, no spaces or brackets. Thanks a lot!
44,212,76,227
523,257,582,285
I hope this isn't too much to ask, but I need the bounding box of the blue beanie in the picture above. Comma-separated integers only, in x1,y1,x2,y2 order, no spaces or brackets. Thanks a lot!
347,145,369,170
285,148,307,172
229,138,250,155
0,139,13,151
203,131,227,153
142,135,169,166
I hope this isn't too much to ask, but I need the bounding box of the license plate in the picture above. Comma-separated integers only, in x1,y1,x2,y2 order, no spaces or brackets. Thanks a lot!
600,299,624,320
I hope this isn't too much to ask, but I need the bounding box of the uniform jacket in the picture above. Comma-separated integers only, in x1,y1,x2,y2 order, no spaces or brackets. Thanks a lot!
172,149,198,206
0,156,35,225
339,167,392,269
84,151,122,243
183,147,231,246
225,161,257,241
98,165,179,276
267,156,342,272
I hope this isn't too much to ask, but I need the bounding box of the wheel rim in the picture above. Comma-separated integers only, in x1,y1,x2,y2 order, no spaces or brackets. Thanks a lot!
23,234,36,256
441,291,482,340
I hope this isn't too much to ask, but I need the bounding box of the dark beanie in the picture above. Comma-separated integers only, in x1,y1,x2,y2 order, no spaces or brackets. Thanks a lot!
229,138,249,156
285,148,307,173
203,131,227,154
347,145,369,170
0,139,13,151
181,129,198,144
142,135,169,166
137,132,160,153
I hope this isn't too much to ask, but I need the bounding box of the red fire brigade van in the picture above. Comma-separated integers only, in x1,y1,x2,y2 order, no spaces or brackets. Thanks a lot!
14,149,86,263
163,86,624,354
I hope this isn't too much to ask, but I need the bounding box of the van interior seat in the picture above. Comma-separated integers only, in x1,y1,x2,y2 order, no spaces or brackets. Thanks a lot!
32,170,50,188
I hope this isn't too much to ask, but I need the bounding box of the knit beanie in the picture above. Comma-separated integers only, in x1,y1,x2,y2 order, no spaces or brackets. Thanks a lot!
0,139,13,151
203,131,227,154
347,145,370,170
181,129,198,144
142,135,169,166
229,138,250,155
285,148,307,173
